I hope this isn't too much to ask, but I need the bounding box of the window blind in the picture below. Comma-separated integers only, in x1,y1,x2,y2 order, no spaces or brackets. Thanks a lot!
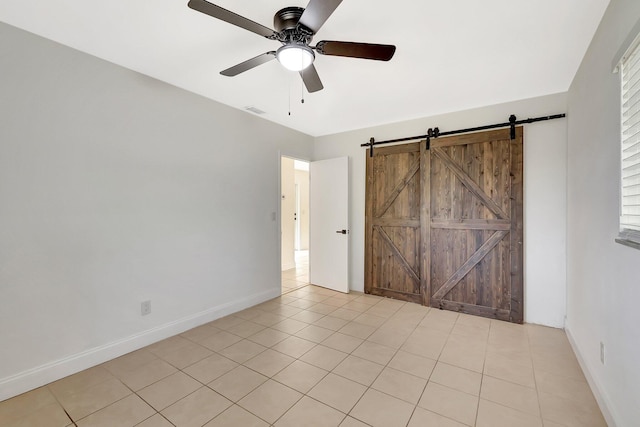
621,36,640,233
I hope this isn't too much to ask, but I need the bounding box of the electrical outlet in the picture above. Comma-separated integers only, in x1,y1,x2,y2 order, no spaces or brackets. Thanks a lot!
141,300,151,316
600,342,605,364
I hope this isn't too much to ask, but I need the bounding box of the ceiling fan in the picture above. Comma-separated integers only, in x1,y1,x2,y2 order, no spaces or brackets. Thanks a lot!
187,0,396,93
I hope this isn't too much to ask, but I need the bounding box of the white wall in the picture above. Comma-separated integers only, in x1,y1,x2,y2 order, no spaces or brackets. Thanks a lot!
281,157,296,270
0,23,313,401
314,93,568,327
566,0,640,425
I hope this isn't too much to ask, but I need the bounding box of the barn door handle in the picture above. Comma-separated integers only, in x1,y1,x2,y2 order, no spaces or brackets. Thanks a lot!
336,229,348,234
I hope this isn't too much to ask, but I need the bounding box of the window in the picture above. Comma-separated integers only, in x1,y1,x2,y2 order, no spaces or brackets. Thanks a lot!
619,31,640,247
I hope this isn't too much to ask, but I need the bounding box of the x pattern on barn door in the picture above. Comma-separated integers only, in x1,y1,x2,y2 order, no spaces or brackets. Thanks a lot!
365,128,523,323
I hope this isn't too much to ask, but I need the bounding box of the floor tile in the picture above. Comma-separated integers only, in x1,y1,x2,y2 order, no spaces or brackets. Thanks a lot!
438,334,486,373
387,350,436,380
0,387,57,423
322,297,350,308
329,308,362,321
308,303,339,315
76,394,155,427
211,316,246,330
288,299,317,309
314,316,350,331
300,345,348,370
272,318,309,334
147,336,193,358
430,362,482,396
534,369,595,404
102,350,157,378
2,402,71,427
161,387,231,427
226,321,266,338
247,328,291,347
290,310,327,324
238,380,302,424
271,335,317,358
484,351,536,388
117,358,178,391
418,382,478,426
295,325,335,343
371,367,427,404
353,313,386,328
208,365,268,402
272,360,328,393
339,417,370,427
352,341,396,365
198,331,243,352
530,352,585,382
57,377,131,420
408,407,467,427
476,399,543,427
233,308,264,321
322,332,364,353
308,373,367,414
538,391,607,427
181,324,221,343
367,327,411,349
350,388,414,427
48,366,115,400
137,371,201,411
157,341,213,369
218,339,267,363
338,322,377,340
243,349,295,377
182,353,238,384
275,396,346,427
269,305,304,318
342,302,376,312
400,329,449,360
203,405,269,427
135,413,174,427
480,375,540,416
332,355,384,386
250,312,287,327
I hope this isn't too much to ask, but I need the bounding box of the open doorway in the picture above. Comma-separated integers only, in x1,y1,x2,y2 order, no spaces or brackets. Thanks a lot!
281,156,310,294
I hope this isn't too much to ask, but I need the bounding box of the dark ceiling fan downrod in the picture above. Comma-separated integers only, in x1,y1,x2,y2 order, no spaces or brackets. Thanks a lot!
363,114,567,157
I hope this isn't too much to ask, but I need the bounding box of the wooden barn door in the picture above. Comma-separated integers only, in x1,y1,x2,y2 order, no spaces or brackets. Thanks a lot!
365,127,523,323
365,142,428,304
429,128,523,323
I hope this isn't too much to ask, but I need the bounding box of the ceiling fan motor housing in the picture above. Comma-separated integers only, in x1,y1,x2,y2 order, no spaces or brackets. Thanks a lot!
274,7,305,32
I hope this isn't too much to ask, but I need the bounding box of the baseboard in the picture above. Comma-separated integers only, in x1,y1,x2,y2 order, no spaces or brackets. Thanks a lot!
0,287,281,402
565,326,618,427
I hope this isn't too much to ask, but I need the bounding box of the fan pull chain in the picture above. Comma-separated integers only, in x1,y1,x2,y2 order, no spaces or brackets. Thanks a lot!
301,79,305,104
288,80,291,116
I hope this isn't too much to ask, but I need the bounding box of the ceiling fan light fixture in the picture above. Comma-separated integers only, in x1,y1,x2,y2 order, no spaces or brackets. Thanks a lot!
276,44,315,71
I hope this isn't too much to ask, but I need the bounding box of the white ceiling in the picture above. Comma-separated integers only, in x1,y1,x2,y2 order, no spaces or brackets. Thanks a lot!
0,0,610,137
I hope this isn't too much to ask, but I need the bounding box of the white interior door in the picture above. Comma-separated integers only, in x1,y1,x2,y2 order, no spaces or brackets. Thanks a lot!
310,157,349,293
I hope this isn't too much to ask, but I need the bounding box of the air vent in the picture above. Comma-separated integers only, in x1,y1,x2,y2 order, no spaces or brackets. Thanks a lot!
245,106,266,115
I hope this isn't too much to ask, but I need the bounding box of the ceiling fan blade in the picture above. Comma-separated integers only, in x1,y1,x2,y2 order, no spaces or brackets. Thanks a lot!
316,41,396,61
188,0,276,38
299,64,324,93
221,52,276,76
298,0,343,34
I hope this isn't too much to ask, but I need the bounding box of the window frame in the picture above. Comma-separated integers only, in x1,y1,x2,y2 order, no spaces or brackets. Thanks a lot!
615,20,640,250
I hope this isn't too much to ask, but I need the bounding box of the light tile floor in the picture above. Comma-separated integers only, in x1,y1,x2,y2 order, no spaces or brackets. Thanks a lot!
0,285,607,427
281,250,309,294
